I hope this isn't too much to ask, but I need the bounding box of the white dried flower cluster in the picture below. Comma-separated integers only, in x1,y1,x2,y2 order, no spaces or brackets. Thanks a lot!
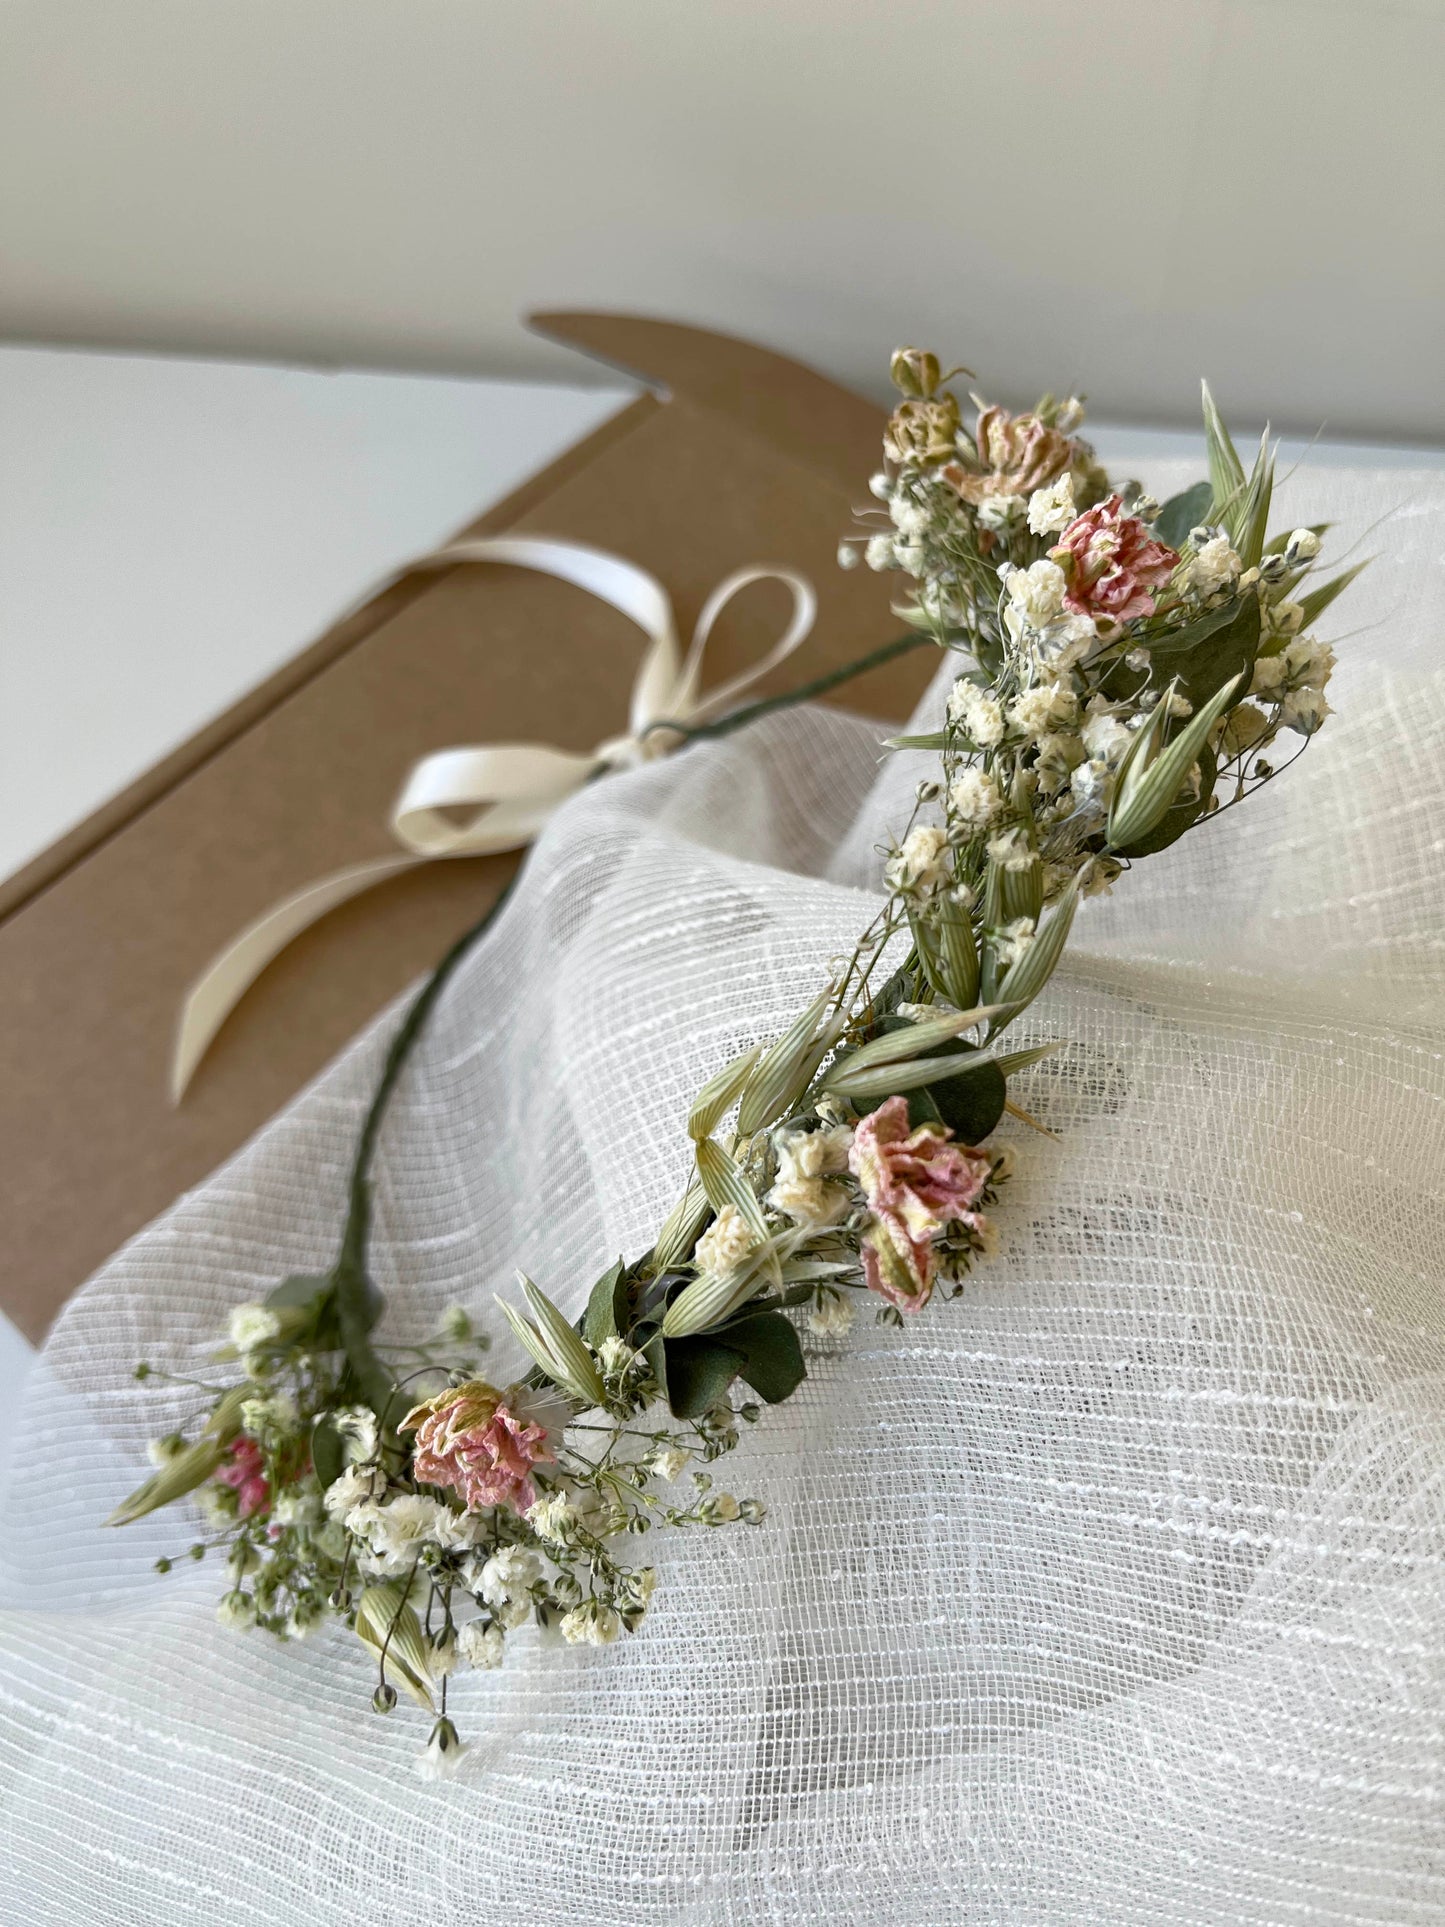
1027,475,1076,536
694,1203,760,1276
947,680,1006,748
1004,558,1067,631
227,1303,281,1351
767,1121,854,1227
884,823,951,896
1186,533,1241,599
948,767,1003,830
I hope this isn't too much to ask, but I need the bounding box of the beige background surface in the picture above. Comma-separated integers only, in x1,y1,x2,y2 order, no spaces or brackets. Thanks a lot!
2,0,1442,442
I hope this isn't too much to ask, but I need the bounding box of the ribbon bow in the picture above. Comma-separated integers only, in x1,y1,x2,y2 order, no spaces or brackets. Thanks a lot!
172,535,816,1100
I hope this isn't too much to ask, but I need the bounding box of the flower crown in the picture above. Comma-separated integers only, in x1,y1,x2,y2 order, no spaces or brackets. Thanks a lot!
113,351,1358,1778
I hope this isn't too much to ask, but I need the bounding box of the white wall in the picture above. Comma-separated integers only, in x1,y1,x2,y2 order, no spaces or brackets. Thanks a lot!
2,0,1442,442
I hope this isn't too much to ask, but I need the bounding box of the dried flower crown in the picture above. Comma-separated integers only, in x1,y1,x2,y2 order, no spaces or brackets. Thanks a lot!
114,350,1359,1776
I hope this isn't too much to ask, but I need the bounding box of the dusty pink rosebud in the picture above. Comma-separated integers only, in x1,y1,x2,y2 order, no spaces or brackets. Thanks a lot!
217,1435,270,1518
849,1095,992,1312
402,1380,551,1515
1049,494,1178,625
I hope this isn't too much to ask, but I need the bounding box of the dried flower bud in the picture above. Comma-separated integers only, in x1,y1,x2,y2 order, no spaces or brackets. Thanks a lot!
1285,528,1321,564
884,394,963,467
890,347,942,398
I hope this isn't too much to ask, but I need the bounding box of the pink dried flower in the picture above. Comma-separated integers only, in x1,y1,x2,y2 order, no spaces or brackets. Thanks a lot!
943,404,1075,505
1049,494,1178,625
849,1096,992,1312
217,1435,270,1518
401,1380,551,1515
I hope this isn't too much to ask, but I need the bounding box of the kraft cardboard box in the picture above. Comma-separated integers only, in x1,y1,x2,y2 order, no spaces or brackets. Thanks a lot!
0,313,934,1342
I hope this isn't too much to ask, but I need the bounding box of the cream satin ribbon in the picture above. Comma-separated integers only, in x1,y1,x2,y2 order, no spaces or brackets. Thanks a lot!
172,535,817,1101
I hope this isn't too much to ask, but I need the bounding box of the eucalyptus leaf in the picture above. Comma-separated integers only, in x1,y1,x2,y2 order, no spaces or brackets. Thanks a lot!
1154,480,1212,550
583,1257,630,1347
332,1252,401,1435
662,1335,747,1419
1143,595,1260,710
714,1311,806,1404
310,1414,345,1493
264,1273,333,1314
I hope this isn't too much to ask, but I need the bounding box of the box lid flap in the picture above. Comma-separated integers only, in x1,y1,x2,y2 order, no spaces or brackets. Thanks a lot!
530,312,883,493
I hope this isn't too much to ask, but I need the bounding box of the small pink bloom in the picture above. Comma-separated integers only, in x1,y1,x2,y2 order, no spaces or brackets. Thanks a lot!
403,1381,551,1515
849,1096,992,1312
1050,494,1178,624
217,1435,271,1518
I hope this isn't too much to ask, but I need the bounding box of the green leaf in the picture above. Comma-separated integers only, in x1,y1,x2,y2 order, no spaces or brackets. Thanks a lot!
1229,429,1274,568
999,855,1043,925
520,1277,606,1403
736,987,837,1135
649,1181,711,1273
1201,380,1245,518
1154,480,1212,550
107,1434,229,1527
882,730,950,751
917,1045,1007,1142
264,1273,332,1313
1145,595,1261,710
354,1582,435,1711
715,1311,806,1404
824,1046,1008,1102
835,1003,1008,1076
662,1335,747,1418
107,1384,251,1526
1114,742,1217,858
993,1042,1064,1077
990,876,1081,1030
1108,676,1242,851
936,893,980,1011
849,1018,1009,1142
687,1043,764,1141
310,1415,345,1492
583,1257,631,1346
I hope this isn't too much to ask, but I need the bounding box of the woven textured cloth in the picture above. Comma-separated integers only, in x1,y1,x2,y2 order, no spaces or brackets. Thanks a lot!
2,452,1444,1925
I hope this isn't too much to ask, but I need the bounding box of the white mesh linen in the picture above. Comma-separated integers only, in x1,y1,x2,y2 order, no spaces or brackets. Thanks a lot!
3,454,1445,1924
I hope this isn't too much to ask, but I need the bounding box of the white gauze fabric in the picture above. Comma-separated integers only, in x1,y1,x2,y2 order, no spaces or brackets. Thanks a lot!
2,453,1444,1926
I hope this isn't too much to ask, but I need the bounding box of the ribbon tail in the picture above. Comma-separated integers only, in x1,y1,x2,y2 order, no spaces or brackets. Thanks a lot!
171,854,426,1102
